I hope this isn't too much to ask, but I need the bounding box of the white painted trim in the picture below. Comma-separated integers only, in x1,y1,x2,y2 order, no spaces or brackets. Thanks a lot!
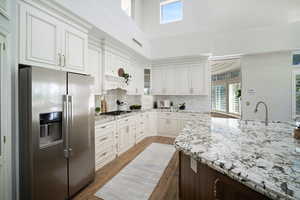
152,55,209,67
0,19,12,200
292,69,300,120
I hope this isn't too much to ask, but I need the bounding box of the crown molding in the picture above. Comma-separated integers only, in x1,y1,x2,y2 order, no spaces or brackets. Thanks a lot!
151,55,209,67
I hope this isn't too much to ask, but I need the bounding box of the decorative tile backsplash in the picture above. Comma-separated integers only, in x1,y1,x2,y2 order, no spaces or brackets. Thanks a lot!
154,95,210,112
95,89,141,111
95,90,210,112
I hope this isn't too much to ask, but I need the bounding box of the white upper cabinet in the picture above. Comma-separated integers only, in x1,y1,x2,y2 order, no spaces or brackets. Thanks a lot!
19,2,89,74
19,5,61,70
151,58,209,96
151,68,162,95
176,66,189,95
88,46,102,94
62,25,87,73
189,64,207,95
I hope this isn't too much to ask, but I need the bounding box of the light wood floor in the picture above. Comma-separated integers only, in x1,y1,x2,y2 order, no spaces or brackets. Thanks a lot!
73,136,179,200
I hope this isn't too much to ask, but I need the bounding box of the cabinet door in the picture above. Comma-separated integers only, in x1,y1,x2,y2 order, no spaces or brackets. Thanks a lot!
19,5,61,69
152,68,165,95
62,24,88,73
176,66,190,95
118,125,130,155
136,67,144,95
189,65,206,95
88,47,102,94
165,67,176,95
158,118,179,137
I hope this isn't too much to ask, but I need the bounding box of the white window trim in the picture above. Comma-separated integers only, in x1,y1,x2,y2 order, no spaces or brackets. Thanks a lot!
292,69,300,120
160,0,183,24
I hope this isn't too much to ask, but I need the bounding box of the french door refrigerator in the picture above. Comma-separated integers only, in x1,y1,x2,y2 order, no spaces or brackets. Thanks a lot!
19,65,95,200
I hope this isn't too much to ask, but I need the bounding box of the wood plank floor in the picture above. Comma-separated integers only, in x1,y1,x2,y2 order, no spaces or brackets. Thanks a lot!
73,136,179,200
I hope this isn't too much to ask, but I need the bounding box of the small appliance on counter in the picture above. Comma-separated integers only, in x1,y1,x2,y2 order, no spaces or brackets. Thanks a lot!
153,101,158,109
164,100,171,108
179,103,186,110
116,100,128,111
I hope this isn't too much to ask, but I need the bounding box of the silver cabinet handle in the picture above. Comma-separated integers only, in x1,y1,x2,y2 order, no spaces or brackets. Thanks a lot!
58,53,62,66
68,95,73,132
62,55,66,67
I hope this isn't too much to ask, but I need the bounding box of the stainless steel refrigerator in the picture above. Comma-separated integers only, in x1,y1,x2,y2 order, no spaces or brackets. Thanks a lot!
19,65,95,200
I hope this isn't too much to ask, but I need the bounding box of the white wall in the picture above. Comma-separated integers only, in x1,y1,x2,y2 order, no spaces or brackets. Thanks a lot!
133,0,144,30
51,0,151,58
141,0,300,58
241,52,292,121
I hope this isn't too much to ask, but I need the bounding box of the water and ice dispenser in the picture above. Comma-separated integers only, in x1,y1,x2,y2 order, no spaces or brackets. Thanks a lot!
39,112,63,148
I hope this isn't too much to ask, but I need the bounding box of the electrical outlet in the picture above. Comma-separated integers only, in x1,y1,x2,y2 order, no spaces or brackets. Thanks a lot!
190,157,197,173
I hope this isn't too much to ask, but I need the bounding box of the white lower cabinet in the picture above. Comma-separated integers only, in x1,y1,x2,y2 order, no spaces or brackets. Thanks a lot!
95,121,117,171
135,113,146,143
117,117,136,156
94,111,200,171
157,118,179,137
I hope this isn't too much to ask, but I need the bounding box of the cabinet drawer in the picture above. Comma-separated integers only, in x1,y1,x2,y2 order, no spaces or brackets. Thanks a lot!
95,135,114,154
95,152,115,171
118,116,135,126
95,144,115,162
95,122,116,132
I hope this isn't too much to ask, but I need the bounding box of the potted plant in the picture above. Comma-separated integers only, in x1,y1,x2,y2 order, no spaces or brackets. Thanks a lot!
118,68,132,85
95,107,101,115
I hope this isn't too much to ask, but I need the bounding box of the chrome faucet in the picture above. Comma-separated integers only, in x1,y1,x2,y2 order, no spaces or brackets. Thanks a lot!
254,101,269,126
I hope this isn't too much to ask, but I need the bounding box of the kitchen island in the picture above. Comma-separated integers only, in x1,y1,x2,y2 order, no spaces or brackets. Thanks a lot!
175,115,300,200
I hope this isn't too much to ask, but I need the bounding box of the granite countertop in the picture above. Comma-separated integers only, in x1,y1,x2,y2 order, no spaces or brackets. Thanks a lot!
95,109,150,124
95,109,206,124
174,115,300,200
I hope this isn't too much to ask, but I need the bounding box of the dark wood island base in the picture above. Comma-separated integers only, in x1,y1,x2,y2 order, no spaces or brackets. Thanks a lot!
179,151,270,200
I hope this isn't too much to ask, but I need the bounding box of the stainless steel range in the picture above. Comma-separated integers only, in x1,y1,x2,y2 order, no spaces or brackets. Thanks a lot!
19,65,95,200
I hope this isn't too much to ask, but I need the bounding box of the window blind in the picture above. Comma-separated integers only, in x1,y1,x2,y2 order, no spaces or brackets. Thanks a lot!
212,85,226,112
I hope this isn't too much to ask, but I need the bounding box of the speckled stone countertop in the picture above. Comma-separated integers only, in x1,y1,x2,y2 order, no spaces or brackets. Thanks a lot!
174,115,300,200
95,109,205,124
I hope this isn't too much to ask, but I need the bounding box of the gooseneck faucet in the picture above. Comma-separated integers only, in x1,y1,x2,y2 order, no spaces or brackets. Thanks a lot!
254,101,269,126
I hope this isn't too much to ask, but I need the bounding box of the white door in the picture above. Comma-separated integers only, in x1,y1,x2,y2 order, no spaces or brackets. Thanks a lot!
19,5,61,69
189,65,206,95
62,24,88,73
88,47,102,94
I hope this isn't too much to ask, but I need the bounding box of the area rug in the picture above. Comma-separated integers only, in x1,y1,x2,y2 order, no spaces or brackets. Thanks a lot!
95,143,176,200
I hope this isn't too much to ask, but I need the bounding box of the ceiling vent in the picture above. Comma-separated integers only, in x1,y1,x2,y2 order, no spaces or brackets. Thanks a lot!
132,38,143,48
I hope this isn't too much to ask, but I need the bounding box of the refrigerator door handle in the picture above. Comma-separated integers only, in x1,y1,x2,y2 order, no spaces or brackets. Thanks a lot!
68,95,74,157
63,95,70,159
